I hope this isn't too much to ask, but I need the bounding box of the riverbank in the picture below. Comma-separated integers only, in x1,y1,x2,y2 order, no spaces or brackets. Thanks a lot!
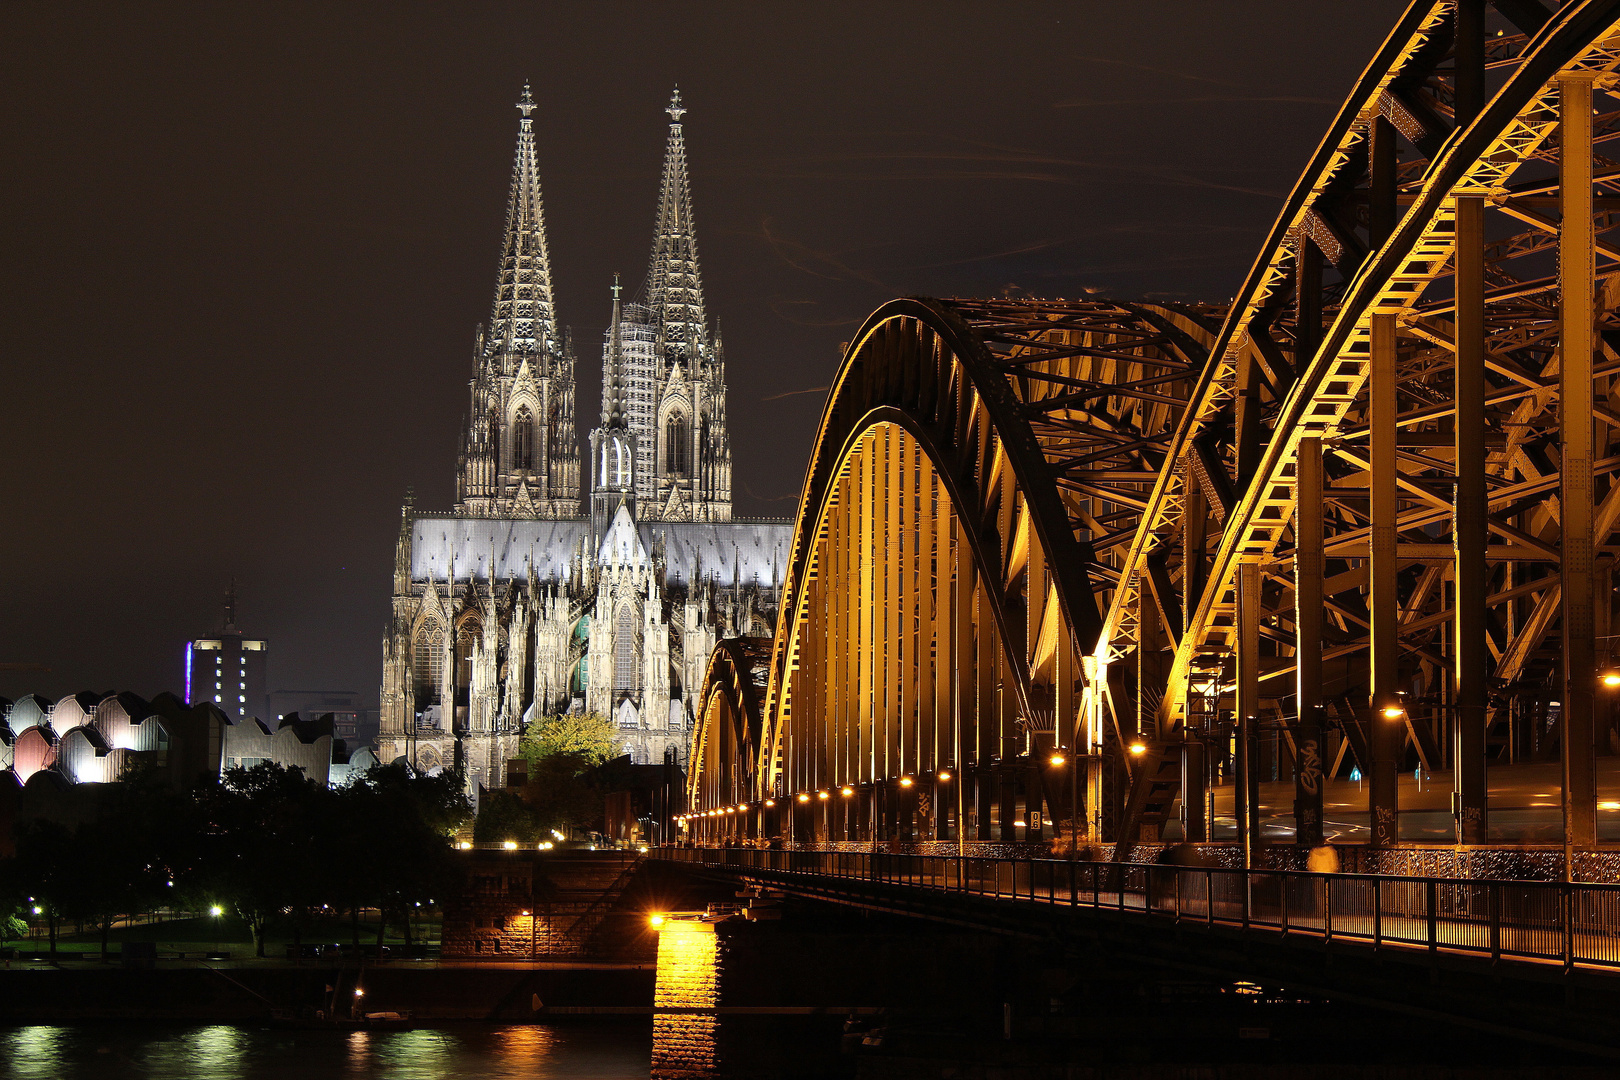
0,963,655,1022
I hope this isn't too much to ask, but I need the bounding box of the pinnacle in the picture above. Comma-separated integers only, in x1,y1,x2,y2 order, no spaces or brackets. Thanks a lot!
666,87,685,123
518,81,536,119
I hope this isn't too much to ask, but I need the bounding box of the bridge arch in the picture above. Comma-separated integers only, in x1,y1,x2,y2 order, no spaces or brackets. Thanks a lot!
687,637,770,842
687,297,1214,843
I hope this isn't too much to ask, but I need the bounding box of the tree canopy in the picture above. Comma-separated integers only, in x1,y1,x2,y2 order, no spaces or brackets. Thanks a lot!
519,713,621,766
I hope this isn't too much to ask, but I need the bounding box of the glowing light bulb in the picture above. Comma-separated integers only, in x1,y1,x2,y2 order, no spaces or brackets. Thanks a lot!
1049,754,1067,768
796,792,810,803
1128,742,1147,756
840,786,854,797
898,776,914,789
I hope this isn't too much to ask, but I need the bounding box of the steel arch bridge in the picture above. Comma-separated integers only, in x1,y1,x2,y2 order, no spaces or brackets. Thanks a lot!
686,0,1620,866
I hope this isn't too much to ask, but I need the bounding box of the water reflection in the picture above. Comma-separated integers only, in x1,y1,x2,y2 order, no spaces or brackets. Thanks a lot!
368,1028,456,1079
0,1025,649,1080
5,1027,66,1080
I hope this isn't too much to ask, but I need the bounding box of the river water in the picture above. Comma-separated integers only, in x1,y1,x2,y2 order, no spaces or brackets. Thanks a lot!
2,1024,655,1080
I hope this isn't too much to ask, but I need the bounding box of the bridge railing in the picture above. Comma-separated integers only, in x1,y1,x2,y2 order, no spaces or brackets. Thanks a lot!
655,846,1620,972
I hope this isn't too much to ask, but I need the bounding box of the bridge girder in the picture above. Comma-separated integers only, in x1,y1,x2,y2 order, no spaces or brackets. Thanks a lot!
688,1,1620,866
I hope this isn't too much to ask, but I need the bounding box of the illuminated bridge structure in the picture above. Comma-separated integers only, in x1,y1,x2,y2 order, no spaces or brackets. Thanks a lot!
687,0,1620,875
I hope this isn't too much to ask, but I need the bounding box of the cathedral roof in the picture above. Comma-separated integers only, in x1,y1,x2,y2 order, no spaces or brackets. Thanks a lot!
653,521,789,589
407,514,791,588
598,504,648,566
411,517,590,584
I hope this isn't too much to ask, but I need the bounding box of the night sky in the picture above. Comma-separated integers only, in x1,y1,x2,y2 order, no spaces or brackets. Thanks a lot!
0,2,1408,709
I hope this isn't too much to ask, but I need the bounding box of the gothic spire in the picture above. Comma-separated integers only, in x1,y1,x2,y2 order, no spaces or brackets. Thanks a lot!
487,82,559,361
602,274,628,427
641,88,708,365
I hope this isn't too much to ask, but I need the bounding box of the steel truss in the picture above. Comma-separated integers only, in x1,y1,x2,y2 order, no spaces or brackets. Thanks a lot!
688,1,1620,866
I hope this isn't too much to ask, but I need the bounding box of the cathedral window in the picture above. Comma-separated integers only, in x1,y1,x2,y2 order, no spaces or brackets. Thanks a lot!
414,623,445,699
513,407,535,471
665,413,688,476
614,604,638,693
456,622,479,690
489,410,501,470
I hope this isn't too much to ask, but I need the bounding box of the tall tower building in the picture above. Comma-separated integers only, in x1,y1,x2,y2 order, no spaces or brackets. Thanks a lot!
185,582,268,721
455,84,580,519
599,90,732,523
591,277,638,539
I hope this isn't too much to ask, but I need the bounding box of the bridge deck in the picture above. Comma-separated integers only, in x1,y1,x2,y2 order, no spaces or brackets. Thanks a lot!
659,847,1620,974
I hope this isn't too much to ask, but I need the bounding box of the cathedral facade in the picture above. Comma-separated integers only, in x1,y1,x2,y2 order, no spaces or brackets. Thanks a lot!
378,87,790,796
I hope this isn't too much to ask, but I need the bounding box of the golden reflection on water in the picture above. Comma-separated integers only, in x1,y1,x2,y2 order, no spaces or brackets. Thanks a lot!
492,1024,559,1063
651,919,721,1079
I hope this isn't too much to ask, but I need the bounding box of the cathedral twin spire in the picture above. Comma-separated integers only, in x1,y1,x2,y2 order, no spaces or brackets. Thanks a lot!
641,89,709,367
489,83,559,362
458,85,730,526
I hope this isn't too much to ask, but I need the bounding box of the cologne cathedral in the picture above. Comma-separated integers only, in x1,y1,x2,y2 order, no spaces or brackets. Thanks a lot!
378,87,790,795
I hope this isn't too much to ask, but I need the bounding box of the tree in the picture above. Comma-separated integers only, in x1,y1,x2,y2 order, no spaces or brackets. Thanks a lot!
336,766,470,951
520,713,621,767
472,790,541,843
519,752,606,838
191,762,328,958
3,820,71,957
